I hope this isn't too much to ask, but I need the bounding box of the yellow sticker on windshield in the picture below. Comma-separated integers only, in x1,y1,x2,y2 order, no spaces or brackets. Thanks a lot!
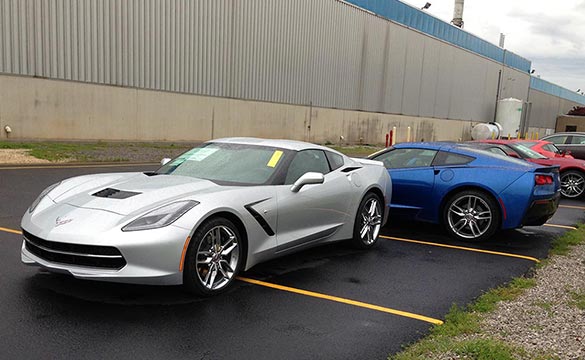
267,150,283,168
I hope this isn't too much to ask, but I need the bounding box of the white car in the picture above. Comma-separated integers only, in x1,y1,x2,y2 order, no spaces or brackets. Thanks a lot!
21,138,392,295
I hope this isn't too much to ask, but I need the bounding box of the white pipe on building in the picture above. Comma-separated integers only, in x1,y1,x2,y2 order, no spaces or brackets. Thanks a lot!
452,0,464,28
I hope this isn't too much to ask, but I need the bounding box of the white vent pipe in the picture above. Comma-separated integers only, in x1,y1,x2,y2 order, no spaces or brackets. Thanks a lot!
452,0,464,28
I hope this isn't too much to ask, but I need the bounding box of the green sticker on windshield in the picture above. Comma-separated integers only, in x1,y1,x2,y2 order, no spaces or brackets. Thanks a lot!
187,148,219,161
170,147,219,166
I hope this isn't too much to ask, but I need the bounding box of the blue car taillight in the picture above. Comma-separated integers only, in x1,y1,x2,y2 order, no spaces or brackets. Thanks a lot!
535,174,553,186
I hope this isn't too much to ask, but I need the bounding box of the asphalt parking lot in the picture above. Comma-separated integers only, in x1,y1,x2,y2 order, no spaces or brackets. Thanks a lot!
0,164,583,359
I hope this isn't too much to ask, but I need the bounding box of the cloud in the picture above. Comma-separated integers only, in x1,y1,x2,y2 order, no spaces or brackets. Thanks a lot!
508,12,584,55
397,0,585,89
531,57,585,91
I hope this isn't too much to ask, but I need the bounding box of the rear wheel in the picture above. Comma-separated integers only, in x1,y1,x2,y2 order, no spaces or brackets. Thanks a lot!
183,217,243,296
560,170,585,198
443,190,500,242
351,192,383,249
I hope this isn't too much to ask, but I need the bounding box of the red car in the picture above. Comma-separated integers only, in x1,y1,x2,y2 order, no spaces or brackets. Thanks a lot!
475,139,585,199
517,140,574,159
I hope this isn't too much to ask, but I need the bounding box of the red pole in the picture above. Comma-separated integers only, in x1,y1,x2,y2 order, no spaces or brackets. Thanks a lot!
385,133,389,148
388,130,393,147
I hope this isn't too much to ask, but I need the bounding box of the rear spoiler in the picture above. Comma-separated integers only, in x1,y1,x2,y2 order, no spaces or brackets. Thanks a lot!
350,157,384,167
532,166,560,174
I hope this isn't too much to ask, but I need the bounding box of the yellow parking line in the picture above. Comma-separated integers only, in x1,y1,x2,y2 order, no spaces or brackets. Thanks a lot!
559,205,585,211
0,227,22,235
237,276,443,325
0,163,157,170
379,235,540,263
544,223,577,230
1,224,442,324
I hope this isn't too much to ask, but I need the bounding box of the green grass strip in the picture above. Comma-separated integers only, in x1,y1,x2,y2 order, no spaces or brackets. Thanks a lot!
390,224,585,360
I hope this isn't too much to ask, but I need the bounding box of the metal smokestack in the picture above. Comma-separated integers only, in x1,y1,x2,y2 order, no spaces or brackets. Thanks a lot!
499,33,506,48
452,0,464,28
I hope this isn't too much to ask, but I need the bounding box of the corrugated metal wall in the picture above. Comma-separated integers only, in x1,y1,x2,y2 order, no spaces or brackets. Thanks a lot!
0,0,239,94
345,0,532,73
1,0,576,127
531,77,585,105
528,89,582,129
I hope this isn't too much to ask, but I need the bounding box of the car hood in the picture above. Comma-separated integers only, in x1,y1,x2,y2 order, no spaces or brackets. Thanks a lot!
50,172,221,216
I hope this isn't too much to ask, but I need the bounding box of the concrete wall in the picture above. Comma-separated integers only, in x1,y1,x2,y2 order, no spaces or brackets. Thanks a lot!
527,89,584,130
0,74,476,144
556,116,585,133
0,0,528,127
1,0,575,143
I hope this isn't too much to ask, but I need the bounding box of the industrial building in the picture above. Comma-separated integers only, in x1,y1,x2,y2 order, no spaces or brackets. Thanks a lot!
1,0,583,144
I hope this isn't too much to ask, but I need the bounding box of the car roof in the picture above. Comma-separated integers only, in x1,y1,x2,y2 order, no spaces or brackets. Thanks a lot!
379,141,538,168
392,141,498,156
476,139,524,144
210,137,340,153
393,141,458,150
542,132,585,137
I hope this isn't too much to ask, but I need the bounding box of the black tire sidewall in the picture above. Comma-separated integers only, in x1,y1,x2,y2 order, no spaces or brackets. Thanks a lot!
442,189,500,242
351,192,382,249
183,217,243,296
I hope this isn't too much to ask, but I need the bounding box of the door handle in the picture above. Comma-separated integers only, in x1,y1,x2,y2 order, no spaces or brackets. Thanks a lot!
434,169,440,175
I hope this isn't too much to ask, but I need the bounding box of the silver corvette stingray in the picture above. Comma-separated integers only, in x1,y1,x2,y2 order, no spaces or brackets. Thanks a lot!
21,138,392,295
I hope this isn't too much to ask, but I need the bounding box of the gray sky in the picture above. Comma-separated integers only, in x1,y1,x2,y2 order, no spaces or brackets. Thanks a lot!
400,0,585,93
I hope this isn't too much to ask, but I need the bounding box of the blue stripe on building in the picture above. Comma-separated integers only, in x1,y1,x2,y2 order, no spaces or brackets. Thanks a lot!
344,0,585,105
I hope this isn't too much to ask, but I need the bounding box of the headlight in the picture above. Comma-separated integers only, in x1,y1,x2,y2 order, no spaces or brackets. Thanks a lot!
122,200,199,232
29,182,61,213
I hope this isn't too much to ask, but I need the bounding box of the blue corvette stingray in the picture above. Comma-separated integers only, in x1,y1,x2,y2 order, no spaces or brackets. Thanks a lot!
368,142,561,241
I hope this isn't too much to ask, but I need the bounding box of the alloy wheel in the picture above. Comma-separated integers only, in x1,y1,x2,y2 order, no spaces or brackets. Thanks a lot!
359,198,382,245
560,172,585,198
195,225,240,291
447,194,492,240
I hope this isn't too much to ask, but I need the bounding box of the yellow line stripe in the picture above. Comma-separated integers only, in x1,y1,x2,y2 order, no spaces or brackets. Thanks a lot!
0,225,443,324
0,163,157,170
379,235,540,263
0,227,22,235
559,204,585,211
237,276,443,325
544,223,577,230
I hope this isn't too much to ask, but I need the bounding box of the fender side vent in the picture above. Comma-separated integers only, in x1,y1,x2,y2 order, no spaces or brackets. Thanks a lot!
244,199,275,236
92,188,141,199
341,166,361,173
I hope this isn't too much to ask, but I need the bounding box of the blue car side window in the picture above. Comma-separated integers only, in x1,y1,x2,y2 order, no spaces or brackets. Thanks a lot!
374,148,437,169
433,151,474,166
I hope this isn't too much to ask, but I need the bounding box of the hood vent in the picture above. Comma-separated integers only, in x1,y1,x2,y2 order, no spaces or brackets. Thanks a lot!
92,188,141,199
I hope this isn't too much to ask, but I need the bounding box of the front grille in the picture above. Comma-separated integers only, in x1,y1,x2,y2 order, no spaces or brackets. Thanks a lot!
23,230,126,269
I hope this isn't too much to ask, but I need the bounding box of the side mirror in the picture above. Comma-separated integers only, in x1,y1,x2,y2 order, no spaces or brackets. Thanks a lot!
161,158,172,166
290,172,324,193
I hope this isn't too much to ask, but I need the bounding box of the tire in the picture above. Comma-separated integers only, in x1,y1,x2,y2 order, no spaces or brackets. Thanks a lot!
560,170,585,198
183,217,243,296
351,192,383,249
442,189,500,242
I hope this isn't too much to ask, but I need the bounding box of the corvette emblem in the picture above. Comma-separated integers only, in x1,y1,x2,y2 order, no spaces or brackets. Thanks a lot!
55,217,73,227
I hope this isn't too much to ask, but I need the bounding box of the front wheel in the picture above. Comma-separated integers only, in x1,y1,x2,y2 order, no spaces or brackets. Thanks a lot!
183,217,243,296
560,170,585,198
443,190,500,242
351,192,383,249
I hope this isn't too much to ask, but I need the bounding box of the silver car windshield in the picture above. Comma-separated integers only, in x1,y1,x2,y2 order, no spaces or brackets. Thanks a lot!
156,143,289,185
